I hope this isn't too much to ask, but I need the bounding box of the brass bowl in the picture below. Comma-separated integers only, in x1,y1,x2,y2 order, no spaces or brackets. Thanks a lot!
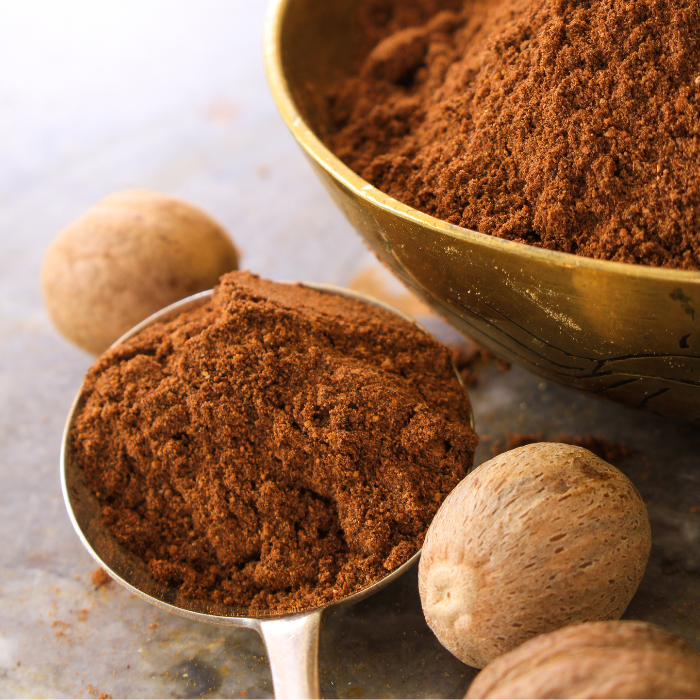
263,0,700,425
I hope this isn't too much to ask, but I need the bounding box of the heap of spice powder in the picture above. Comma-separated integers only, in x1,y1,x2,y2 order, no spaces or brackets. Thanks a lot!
70,271,477,611
325,0,700,269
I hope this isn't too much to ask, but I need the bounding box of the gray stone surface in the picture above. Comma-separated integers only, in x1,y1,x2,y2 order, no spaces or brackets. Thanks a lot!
0,1,698,698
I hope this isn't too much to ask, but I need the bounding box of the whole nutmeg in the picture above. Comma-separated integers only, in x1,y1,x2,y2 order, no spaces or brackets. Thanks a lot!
418,443,651,668
466,620,700,698
41,189,239,355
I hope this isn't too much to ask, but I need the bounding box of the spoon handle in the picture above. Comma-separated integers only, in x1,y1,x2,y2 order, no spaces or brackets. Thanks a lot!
258,610,322,698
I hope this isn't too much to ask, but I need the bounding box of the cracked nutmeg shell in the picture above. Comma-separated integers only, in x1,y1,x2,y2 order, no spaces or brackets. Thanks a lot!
418,443,651,668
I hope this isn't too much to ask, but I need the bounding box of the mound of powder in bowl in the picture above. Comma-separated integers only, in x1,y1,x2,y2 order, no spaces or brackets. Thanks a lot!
326,0,700,269
70,271,477,611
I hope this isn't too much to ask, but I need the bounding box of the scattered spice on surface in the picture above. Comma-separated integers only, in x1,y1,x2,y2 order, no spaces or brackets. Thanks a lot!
325,0,700,269
71,271,477,612
491,431,634,463
91,567,112,589
451,341,511,387
88,684,113,700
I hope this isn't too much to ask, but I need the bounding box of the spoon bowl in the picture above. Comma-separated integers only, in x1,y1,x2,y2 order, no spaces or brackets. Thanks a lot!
61,283,473,698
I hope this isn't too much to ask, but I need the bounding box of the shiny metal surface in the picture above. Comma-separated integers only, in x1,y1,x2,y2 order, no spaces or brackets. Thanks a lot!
263,0,700,425
61,284,472,698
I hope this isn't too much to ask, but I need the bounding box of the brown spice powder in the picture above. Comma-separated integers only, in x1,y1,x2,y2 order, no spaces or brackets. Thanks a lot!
326,0,700,269
91,567,112,589
451,341,512,387
71,272,477,611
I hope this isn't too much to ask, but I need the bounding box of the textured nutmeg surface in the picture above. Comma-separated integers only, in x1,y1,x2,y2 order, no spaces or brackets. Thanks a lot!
41,189,238,355
418,443,651,668
466,620,700,698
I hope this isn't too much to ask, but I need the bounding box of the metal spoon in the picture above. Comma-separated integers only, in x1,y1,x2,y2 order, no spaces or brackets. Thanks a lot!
60,283,473,698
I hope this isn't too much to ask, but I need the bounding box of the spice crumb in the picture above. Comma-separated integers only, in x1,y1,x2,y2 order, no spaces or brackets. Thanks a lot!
91,568,112,589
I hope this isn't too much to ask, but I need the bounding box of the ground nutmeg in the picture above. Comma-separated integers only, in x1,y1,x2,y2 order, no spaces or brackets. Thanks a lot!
70,271,477,611
326,0,700,269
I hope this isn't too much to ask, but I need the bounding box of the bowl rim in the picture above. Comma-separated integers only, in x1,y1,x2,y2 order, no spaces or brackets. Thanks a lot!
263,0,700,284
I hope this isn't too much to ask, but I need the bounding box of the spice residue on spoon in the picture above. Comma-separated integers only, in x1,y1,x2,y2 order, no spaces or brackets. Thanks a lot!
71,271,477,612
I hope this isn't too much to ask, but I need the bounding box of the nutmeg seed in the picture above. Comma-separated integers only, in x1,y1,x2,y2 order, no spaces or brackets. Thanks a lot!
41,189,238,355
418,443,651,668
466,620,700,698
